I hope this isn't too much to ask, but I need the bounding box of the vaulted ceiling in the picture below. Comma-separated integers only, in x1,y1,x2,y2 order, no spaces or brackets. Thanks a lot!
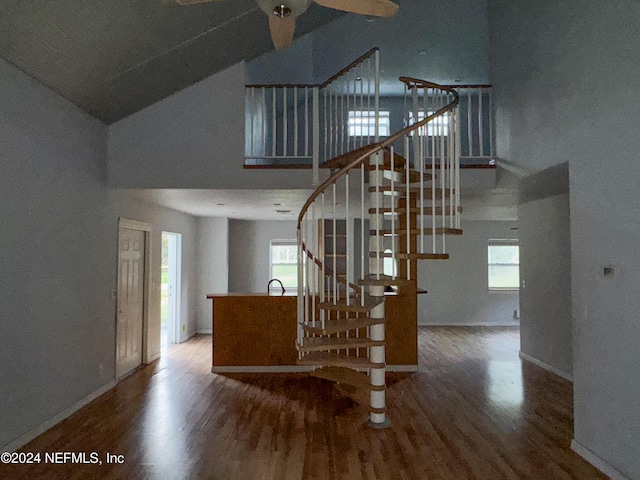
0,0,344,123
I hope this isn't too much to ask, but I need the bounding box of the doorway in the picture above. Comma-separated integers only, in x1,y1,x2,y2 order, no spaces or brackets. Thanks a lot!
161,232,182,350
116,219,151,378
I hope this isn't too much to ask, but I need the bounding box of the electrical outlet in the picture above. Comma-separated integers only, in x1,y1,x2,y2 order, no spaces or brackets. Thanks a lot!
182,324,186,332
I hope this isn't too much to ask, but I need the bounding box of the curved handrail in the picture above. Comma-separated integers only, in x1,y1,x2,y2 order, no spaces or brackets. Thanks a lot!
297,78,459,229
319,47,379,88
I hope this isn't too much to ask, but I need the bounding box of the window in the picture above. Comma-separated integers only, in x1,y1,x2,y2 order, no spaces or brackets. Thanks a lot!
408,110,449,136
488,240,519,291
383,249,397,277
348,110,390,137
270,240,298,290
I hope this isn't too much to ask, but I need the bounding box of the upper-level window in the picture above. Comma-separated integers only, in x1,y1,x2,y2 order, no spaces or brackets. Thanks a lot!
408,110,449,136
348,110,390,137
270,240,298,290
488,240,519,291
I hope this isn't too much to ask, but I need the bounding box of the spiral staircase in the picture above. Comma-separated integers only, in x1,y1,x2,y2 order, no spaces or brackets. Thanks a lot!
246,48,472,428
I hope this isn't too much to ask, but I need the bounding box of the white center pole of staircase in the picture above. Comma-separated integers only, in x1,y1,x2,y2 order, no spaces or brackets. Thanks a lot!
367,50,388,428
368,149,389,429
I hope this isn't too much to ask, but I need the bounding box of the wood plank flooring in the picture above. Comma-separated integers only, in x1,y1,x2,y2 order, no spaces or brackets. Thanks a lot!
0,328,607,480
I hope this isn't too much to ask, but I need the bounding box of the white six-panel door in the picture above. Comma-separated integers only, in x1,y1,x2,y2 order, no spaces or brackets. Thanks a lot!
116,227,145,378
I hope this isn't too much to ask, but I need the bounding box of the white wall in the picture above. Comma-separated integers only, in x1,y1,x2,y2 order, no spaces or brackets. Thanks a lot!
418,221,519,326
197,217,229,333
489,1,640,477
0,59,199,451
228,219,297,293
107,62,316,190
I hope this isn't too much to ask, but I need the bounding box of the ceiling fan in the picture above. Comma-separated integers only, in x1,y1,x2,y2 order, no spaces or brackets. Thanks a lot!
174,0,399,51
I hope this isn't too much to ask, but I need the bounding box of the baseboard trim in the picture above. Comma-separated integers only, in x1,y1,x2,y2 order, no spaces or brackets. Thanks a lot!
387,365,419,372
519,351,573,382
147,352,161,363
197,329,213,335
420,322,520,327
212,366,315,373
212,365,419,374
571,439,630,480
1,380,117,453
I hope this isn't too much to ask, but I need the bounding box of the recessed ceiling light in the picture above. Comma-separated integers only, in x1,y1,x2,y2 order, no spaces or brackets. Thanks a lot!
366,17,376,23
273,203,282,206
216,203,226,206
454,77,462,82
418,50,427,56
355,76,362,81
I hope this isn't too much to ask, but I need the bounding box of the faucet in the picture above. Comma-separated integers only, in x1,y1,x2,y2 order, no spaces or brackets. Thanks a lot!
267,278,285,296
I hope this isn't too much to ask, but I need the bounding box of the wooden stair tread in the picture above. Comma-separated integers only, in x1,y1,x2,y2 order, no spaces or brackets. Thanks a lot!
301,317,385,335
381,170,430,183
336,383,370,406
358,274,413,286
311,366,371,389
321,146,408,170
320,145,381,170
371,228,463,236
369,206,463,215
400,253,450,260
297,337,384,352
369,186,454,196
298,352,384,369
370,252,450,260
319,295,384,313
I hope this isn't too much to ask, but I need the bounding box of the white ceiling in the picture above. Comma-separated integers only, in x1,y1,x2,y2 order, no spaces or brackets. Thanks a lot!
130,183,519,222
130,189,314,221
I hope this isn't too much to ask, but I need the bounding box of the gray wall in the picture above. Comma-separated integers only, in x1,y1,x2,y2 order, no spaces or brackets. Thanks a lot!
311,0,489,86
0,59,199,450
247,0,489,91
246,35,316,85
490,0,640,477
108,62,316,190
418,221,519,326
519,194,572,378
228,219,297,293
197,217,229,332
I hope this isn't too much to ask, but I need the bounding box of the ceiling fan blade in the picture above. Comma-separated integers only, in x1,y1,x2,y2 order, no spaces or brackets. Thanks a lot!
173,0,225,5
269,15,296,51
314,0,398,17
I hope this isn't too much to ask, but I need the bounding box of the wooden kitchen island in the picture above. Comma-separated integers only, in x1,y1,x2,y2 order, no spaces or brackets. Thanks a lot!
207,284,418,373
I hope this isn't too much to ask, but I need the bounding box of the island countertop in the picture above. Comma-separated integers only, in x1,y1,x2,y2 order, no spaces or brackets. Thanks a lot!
206,292,297,298
206,284,417,372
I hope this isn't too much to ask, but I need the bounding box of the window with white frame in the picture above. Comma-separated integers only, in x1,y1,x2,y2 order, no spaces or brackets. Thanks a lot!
348,110,390,137
270,240,298,290
488,240,520,291
408,110,449,136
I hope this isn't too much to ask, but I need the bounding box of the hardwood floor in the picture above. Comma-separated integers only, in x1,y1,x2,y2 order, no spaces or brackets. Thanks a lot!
1,328,607,480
